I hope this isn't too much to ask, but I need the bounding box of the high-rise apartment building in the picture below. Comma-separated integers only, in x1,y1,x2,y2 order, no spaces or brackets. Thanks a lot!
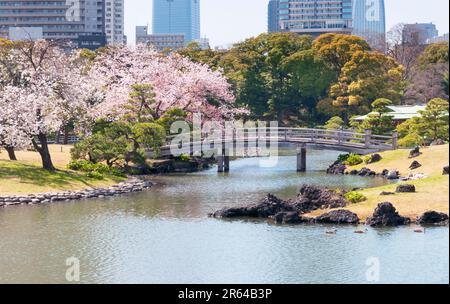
268,0,280,33
278,0,353,35
152,0,200,43
352,0,386,51
105,0,126,45
0,1,123,48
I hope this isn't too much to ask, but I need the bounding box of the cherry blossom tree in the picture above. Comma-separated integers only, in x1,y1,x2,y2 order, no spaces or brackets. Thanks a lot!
0,40,98,170
88,45,246,124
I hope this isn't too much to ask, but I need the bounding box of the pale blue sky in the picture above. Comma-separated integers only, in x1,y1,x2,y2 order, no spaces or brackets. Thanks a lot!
125,0,450,47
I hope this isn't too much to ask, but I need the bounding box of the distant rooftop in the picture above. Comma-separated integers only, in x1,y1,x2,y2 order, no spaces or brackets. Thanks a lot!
353,105,427,121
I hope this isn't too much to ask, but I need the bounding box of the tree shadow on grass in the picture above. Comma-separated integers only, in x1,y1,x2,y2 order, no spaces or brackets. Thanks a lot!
0,160,122,190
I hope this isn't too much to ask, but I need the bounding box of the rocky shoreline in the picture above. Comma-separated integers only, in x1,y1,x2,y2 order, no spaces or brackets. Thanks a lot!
209,185,449,227
0,178,152,208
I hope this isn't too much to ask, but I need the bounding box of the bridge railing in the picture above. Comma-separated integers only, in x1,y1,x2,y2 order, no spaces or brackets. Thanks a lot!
161,127,396,153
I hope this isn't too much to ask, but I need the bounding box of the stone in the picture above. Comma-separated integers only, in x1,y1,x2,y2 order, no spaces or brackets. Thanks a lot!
396,184,416,193
315,210,360,224
386,170,400,180
409,146,422,158
366,202,410,227
417,211,449,225
368,154,382,164
380,191,396,196
326,161,346,175
443,166,449,175
289,185,348,213
409,161,422,170
269,212,309,224
430,139,446,146
381,169,389,176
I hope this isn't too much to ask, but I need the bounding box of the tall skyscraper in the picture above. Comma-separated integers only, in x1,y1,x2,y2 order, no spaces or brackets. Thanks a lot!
278,0,353,36
105,0,126,45
352,0,386,51
268,0,279,33
152,0,200,43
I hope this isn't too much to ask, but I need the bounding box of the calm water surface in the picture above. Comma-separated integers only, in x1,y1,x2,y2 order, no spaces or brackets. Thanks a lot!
0,150,448,283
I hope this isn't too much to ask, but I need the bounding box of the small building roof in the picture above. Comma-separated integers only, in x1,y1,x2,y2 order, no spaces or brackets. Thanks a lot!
353,105,427,121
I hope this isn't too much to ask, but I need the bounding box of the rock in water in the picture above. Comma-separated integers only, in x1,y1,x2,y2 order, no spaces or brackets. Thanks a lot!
289,185,347,213
366,202,410,227
326,161,346,175
409,146,421,158
409,161,422,170
209,194,293,219
270,212,310,224
386,170,400,180
315,210,360,224
443,166,449,175
396,184,416,193
417,211,449,225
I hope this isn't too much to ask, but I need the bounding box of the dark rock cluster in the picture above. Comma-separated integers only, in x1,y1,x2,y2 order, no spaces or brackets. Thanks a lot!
366,202,411,227
209,185,348,224
0,179,152,208
443,166,449,175
315,210,360,224
409,161,422,170
396,184,416,193
417,211,449,226
409,146,422,158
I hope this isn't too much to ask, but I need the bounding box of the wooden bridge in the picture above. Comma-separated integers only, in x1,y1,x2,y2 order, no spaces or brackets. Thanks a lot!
152,128,398,172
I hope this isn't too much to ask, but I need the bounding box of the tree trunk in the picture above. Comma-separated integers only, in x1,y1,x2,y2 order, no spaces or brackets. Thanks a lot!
32,134,56,171
63,124,69,145
5,146,17,161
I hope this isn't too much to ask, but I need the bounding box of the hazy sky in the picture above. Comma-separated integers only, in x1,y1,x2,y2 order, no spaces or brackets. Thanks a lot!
125,0,450,47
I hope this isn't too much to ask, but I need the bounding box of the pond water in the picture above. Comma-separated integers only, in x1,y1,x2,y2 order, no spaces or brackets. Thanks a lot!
0,150,448,284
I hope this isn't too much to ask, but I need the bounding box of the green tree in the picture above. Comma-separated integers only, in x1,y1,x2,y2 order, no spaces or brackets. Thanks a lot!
419,98,449,142
324,116,345,130
351,98,395,135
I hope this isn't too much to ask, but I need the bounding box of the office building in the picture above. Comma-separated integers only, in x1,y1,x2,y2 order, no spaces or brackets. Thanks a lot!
403,23,439,45
352,0,386,51
268,0,279,33
278,0,353,35
427,33,449,44
136,26,185,51
152,0,200,43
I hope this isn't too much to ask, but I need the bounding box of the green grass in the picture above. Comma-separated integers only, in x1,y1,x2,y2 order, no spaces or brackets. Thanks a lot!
307,144,449,220
0,146,126,195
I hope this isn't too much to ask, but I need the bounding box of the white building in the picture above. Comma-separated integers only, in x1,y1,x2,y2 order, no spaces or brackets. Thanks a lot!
105,0,126,45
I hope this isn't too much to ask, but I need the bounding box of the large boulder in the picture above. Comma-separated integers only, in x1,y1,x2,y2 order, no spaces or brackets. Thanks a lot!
409,146,422,158
269,212,310,224
209,194,293,219
358,167,376,177
366,202,411,227
409,161,422,170
443,166,449,175
367,153,382,164
315,210,360,224
289,185,347,214
326,161,346,175
396,184,416,193
386,170,400,180
417,211,449,226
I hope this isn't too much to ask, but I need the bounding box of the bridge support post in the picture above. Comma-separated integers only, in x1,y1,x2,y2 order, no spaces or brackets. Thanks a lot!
392,131,398,150
217,148,230,173
365,129,372,148
297,144,306,172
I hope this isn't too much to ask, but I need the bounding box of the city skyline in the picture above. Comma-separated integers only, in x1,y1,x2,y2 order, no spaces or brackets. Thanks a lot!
125,0,449,47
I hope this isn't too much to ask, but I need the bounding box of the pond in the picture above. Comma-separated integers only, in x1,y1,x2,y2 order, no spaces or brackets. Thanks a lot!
0,150,448,283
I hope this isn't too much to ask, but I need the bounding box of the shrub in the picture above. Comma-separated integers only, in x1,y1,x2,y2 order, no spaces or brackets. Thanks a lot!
179,154,191,162
85,171,104,180
363,155,372,164
67,160,125,177
344,154,363,166
337,154,350,163
345,191,367,204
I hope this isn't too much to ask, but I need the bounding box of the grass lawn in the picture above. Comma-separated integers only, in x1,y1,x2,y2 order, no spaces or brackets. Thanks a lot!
306,144,449,221
0,145,126,195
